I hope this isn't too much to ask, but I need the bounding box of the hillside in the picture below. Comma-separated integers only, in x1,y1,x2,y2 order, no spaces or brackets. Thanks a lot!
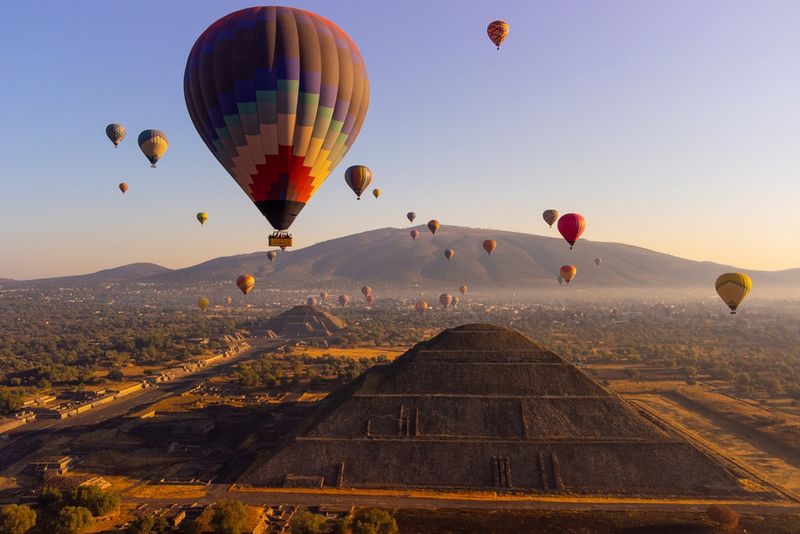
10,226,800,289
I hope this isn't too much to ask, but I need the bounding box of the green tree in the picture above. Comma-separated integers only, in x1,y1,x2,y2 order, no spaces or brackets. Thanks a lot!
289,509,325,534
211,500,247,534
0,504,36,534
69,486,120,516
0,388,22,415
350,509,398,534
54,506,93,534
39,486,63,507
125,515,154,534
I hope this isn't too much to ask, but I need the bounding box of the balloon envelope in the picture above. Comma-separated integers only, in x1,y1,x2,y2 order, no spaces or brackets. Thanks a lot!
267,251,278,262
715,273,752,314
106,123,126,147
361,286,372,297
444,249,455,260
338,294,350,307
319,291,329,302
439,293,453,308
366,294,375,305
410,230,420,240
345,165,372,199
407,212,416,223
236,274,255,295
118,183,128,194
459,284,468,295
483,239,497,255
306,296,318,308
543,209,558,228
196,212,208,225
197,297,209,311
557,213,586,248
137,129,168,168
415,300,428,315
595,257,601,266
183,7,370,231
559,265,577,284
427,220,440,235
487,20,509,49
372,188,380,198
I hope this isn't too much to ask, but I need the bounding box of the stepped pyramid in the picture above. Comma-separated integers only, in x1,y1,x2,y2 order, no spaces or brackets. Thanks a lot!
241,324,760,497
264,305,346,339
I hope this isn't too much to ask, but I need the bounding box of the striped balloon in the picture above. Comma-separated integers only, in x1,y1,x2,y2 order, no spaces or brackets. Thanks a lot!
106,123,126,147
487,20,509,50
345,165,372,199
184,7,370,231
715,273,752,314
138,130,169,168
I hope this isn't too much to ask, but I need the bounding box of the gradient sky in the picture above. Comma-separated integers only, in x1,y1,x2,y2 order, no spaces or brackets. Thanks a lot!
2,0,799,279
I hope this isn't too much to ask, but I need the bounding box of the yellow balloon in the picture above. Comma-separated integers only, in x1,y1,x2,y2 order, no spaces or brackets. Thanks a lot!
372,188,381,198
197,212,208,225
715,273,752,314
197,297,209,311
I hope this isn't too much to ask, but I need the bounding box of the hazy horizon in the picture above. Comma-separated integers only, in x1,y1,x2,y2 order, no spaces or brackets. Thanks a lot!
2,0,800,279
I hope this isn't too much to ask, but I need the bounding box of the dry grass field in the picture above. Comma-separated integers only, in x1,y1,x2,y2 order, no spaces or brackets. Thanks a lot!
296,346,408,360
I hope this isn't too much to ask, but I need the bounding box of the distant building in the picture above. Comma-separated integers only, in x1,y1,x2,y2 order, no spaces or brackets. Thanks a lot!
264,305,346,339
28,455,72,478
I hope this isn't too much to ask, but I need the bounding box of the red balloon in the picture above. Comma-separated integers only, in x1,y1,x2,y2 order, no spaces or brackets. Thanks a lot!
410,230,420,240
557,213,586,249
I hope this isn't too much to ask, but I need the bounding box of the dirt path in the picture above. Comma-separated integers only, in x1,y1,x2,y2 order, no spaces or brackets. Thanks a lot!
629,394,800,496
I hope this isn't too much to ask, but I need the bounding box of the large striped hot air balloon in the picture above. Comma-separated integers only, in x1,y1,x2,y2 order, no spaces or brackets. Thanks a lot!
715,273,752,314
487,20,509,50
184,7,370,248
345,165,372,199
137,130,168,168
557,213,586,249
106,124,126,148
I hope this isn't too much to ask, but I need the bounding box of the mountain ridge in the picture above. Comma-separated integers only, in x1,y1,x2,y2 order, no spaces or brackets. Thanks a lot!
5,226,800,289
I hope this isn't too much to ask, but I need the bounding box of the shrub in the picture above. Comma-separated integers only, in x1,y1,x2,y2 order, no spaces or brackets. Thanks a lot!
350,509,398,534
69,485,120,516
289,509,325,534
54,506,92,534
39,485,63,507
0,504,36,534
211,500,246,534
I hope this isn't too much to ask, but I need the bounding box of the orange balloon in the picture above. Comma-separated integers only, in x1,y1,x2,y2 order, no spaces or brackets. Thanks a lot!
119,182,128,194
236,274,255,295
483,240,497,255
559,265,577,284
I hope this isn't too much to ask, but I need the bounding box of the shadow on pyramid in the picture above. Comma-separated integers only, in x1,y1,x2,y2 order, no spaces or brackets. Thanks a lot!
239,324,778,499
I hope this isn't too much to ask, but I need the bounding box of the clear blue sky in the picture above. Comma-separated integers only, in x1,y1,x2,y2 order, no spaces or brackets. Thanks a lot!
2,0,799,279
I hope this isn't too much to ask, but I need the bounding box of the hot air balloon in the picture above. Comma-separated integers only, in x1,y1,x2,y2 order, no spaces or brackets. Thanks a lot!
557,213,586,249
483,239,497,255
427,220,440,235
106,124,126,148
119,183,128,194
559,265,577,284
372,188,380,199
307,296,318,308
410,230,420,240
197,212,208,225
407,212,416,223
236,274,255,296
452,296,460,307
267,250,278,262
487,20,509,50
415,301,428,316
184,7,370,248
137,130,168,168
543,209,558,228
361,286,372,298
715,273,752,314
595,257,601,266
444,249,455,261
459,284,468,295
557,275,564,285
366,294,375,306
319,291,329,302
439,293,453,308
338,294,350,307
225,296,233,306
197,297,209,311
345,165,372,200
